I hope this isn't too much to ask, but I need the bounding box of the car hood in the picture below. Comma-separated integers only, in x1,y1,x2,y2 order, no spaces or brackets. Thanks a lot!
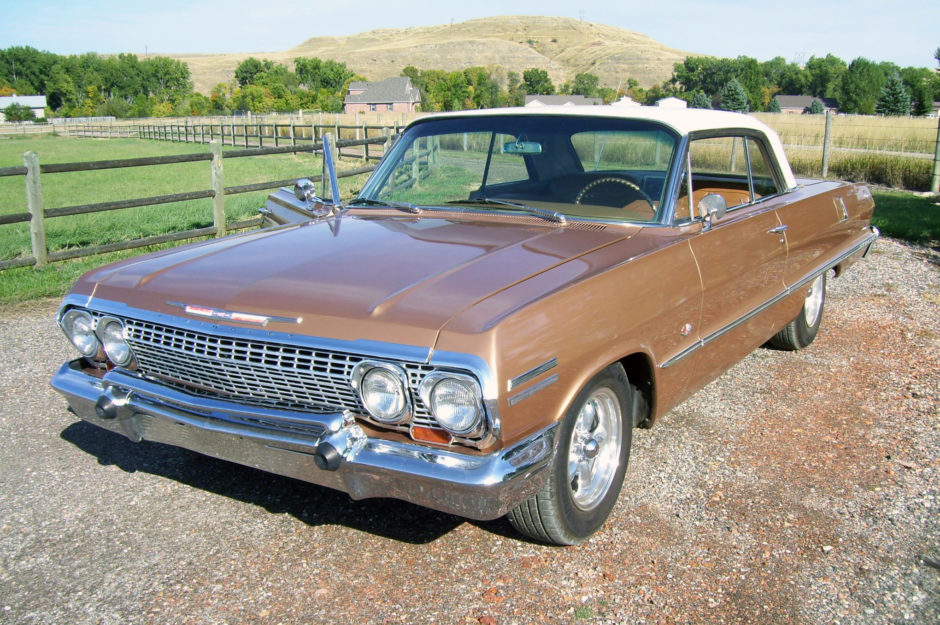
80,213,636,353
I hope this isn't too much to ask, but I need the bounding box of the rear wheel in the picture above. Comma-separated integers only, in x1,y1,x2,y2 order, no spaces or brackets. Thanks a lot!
769,272,827,350
508,364,634,545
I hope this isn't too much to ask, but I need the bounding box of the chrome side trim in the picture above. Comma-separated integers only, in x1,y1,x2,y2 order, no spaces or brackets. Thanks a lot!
508,357,558,391
509,374,559,407
662,227,879,369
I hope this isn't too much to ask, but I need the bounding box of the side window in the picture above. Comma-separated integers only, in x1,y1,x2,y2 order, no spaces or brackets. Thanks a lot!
675,134,780,222
746,137,780,198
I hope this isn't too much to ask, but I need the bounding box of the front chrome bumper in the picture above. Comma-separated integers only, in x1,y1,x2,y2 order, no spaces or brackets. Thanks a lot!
51,360,556,521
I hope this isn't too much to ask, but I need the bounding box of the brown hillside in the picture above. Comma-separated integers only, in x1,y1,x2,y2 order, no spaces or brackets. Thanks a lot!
172,15,693,95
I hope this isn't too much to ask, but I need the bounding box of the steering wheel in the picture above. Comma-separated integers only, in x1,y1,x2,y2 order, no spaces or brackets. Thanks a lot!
574,177,655,214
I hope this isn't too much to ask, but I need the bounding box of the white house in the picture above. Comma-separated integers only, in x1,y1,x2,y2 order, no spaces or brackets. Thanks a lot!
0,94,47,121
656,97,688,109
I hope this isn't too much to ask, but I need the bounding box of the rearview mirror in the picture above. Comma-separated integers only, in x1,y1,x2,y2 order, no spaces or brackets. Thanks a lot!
503,140,542,155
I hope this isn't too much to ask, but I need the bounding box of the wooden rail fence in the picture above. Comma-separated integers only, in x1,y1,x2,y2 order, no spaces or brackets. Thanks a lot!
0,134,389,271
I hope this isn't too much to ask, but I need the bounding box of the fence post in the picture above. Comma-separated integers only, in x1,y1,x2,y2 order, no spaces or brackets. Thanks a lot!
210,141,226,237
931,116,940,195
821,110,833,178
24,151,48,267
361,123,368,162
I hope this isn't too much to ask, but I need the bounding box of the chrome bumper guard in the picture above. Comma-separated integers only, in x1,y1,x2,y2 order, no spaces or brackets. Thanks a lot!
51,360,555,521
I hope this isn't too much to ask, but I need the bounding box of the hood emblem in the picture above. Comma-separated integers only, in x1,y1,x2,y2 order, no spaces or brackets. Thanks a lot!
169,302,302,327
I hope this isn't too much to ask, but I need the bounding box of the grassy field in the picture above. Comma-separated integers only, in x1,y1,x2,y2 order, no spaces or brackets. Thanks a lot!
0,134,937,306
0,135,371,303
0,135,373,260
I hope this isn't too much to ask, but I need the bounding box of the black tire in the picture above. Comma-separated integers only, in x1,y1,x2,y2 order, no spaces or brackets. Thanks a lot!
769,272,827,350
507,363,634,545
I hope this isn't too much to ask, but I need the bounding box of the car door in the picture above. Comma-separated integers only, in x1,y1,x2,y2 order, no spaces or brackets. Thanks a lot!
680,134,789,378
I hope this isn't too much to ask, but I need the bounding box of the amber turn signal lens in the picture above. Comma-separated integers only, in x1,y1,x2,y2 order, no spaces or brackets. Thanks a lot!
410,426,452,445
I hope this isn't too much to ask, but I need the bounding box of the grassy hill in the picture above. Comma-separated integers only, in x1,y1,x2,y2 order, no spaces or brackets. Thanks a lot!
172,15,693,94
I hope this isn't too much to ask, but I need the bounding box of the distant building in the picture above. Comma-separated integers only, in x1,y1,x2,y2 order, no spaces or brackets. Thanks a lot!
611,96,641,107
344,77,421,114
524,95,603,107
655,97,687,108
772,95,839,114
0,94,47,121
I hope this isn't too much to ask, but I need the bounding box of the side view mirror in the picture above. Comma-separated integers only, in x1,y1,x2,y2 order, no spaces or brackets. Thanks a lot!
698,193,727,231
292,178,332,217
294,178,317,202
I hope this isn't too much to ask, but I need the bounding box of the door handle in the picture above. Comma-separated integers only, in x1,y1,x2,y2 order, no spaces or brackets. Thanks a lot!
768,224,788,244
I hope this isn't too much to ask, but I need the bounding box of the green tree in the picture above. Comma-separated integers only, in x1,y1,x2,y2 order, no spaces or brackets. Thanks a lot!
570,72,599,97
231,84,275,113
875,74,911,115
900,66,937,115
804,99,825,114
690,91,712,109
295,57,353,92
719,78,748,112
234,57,266,86
762,56,807,95
45,63,78,110
522,68,554,95
805,54,847,98
839,57,886,114
506,71,523,106
464,67,501,108
767,97,781,113
2,102,36,121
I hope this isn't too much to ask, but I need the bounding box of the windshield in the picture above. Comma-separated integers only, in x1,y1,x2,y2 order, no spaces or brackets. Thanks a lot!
357,115,679,223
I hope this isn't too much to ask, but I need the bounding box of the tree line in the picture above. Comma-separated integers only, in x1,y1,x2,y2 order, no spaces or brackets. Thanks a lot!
2,44,938,121
667,53,940,115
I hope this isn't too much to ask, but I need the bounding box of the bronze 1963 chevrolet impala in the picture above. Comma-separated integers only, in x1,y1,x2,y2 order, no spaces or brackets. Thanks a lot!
52,107,878,544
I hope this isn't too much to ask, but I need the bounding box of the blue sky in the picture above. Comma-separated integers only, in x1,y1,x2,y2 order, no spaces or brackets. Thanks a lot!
2,0,937,69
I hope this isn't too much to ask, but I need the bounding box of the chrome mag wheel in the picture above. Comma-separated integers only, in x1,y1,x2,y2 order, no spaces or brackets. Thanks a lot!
567,387,623,511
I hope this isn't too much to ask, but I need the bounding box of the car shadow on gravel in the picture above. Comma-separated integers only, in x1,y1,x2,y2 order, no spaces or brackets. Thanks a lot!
60,420,467,544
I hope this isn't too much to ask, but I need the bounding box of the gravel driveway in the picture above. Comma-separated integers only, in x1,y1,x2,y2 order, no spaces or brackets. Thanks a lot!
1,237,937,625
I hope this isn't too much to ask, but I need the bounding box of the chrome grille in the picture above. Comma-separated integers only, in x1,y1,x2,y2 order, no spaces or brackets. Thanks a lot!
122,318,437,425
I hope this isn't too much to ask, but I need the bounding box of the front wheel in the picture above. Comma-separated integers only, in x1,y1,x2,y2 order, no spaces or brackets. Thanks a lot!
508,364,634,545
769,272,827,350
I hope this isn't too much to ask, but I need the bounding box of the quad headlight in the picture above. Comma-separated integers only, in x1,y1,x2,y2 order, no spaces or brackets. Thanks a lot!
95,317,135,367
419,372,484,437
60,309,100,357
351,361,410,423
351,362,487,440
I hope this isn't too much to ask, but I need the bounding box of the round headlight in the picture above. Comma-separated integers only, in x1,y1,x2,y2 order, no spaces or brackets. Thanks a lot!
60,309,99,357
356,365,409,423
422,375,483,436
96,317,134,366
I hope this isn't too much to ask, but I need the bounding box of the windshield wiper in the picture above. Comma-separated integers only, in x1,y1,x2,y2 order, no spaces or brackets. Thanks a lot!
448,198,566,224
347,197,422,214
